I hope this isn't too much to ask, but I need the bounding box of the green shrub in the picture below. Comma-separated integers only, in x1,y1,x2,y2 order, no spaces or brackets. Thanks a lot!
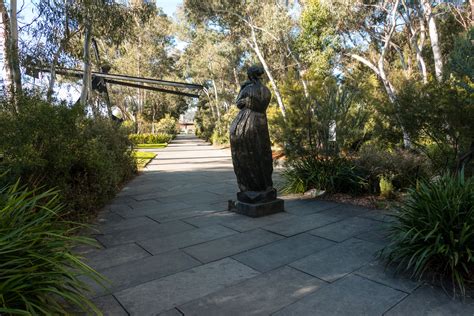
129,133,172,144
356,144,430,193
381,172,474,295
379,175,394,198
281,156,367,194
154,114,179,136
0,181,104,314
0,95,137,221
210,107,239,145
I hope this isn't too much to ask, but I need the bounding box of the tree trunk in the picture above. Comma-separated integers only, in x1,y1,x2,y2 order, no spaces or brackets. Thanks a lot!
151,104,155,134
233,67,240,91
8,0,21,95
0,0,14,102
249,26,286,117
422,0,443,81
471,0,474,26
80,20,92,107
415,18,428,83
211,78,221,119
47,47,61,101
287,41,309,98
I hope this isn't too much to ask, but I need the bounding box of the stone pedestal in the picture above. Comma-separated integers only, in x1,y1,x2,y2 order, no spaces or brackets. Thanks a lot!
229,198,284,218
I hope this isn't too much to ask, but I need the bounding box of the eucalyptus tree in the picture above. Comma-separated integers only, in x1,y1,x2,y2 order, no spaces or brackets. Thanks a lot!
26,0,152,111
103,7,190,130
183,0,302,118
0,0,21,106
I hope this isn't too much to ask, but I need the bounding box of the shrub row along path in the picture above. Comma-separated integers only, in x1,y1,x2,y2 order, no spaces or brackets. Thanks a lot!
82,134,474,315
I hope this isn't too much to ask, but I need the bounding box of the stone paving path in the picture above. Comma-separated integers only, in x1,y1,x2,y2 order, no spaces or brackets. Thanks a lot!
83,135,474,315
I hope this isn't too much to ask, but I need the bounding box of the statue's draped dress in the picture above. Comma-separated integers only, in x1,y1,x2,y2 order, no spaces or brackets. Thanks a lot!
230,79,273,196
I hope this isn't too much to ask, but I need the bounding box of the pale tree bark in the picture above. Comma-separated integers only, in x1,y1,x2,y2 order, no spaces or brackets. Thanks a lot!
401,0,428,83
211,78,221,119
202,88,217,119
213,9,287,117
349,0,412,148
422,0,443,82
8,0,21,96
249,26,286,117
80,20,92,107
233,67,240,90
47,47,61,101
252,20,309,100
0,0,14,101
471,0,474,26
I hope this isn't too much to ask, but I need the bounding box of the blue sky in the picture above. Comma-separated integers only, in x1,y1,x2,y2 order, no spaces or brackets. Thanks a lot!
158,0,182,17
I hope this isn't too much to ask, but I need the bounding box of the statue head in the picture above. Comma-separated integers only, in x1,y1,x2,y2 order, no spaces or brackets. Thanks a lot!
247,65,264,82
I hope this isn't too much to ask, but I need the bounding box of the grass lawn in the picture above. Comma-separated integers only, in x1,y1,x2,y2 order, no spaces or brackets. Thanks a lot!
133,151,157,169
136,143,168,149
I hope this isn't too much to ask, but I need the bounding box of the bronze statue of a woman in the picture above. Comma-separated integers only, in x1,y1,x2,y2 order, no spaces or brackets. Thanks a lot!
229,65,284,217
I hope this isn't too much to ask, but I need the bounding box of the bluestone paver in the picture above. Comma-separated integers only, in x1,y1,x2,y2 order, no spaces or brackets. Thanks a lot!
262,212,341,237
83,243,150,270
308,216,382,242
220,211,296,232
284,199,340,216
91,295,128,316
385,284,474,315
96,216,158,234
233,233,335,272
96,220,195,247
114,258,259,315
137,225,237,255
274,275,406,316
183,229,283,263
290,238,383,282
178,267,325,316
355,261,421,293
90,250,200,295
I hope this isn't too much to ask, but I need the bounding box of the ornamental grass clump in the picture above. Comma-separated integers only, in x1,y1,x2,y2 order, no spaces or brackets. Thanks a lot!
381,172,474,296
0,181,105,315
281,156,367,195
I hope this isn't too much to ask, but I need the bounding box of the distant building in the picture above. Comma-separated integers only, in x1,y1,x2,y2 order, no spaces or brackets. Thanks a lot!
179,112,195,134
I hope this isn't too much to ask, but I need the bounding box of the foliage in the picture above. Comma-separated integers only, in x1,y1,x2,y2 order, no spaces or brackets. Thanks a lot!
355,144,431,193
281,156,366,195
381,172,474,296
0,181,104,315
0,95,137,221
272,78,370,158
194,102,216,142
154,114,179,136
211,106,239,145
379,175,394,199
394,79,474,172
129,133,172,144
297,0,338,77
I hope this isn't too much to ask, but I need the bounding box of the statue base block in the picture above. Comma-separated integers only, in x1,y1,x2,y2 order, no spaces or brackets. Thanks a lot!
229,199,284,218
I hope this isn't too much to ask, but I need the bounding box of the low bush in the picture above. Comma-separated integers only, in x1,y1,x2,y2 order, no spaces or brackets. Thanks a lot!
281,156,367,195
211,107,239,145
0,95,137,221
0,181,104,314
381,172,474,295
356,144,430,193
129,133,173,144
154,114,179,136
379,175,394,198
